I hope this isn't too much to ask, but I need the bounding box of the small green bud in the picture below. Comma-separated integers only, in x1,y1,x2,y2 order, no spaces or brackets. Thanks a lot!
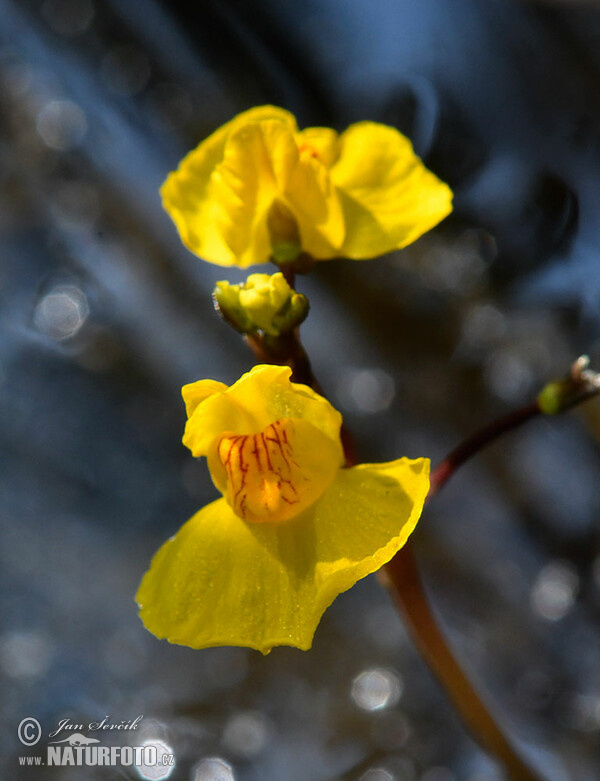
537,380,571,415
537,356,600,415
213,273,309,336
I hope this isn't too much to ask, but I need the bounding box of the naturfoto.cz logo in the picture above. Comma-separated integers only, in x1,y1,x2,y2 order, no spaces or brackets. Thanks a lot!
17,715,176,773
20,745,171,769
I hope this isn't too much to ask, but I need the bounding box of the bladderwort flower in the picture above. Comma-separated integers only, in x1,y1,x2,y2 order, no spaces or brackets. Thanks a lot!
161,105,453,268
136,365,430,653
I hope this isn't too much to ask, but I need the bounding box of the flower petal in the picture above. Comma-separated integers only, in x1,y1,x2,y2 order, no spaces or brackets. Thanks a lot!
330,122,453,258
281,129,345,256
182,380,228,418
202,120,292,267
295,127,340,169
183,365,343,462
211,120,345,264
309,457,430,610
160,106,297,267
136,457,429,653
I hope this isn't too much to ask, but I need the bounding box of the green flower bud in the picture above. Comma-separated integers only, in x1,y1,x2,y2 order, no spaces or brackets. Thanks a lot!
214,273,309,336
537,357,600,415
537,380,570,415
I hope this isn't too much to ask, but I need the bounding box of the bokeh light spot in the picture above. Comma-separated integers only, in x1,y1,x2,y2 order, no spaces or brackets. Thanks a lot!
531,561,579,621
484,348,534,403
461,303,507,350
337,368,395,414
222,711,269,758
36,100,87,150
351,668,402,711
193,757,235,781
136,739,175,780
33,284,89,340
0,630,54,679
359,769,394,781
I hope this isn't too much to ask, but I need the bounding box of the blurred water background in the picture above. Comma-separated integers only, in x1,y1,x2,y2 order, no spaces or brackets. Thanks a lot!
2,0,600,778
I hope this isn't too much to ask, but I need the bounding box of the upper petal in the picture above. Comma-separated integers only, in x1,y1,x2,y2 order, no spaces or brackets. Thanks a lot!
214,121,346,263
295,127,340,169
182,379,228,418
330,122,453,258
160,106,298,267
136,457,429,653
281,129,346,257
183,365,343,463
199,119,296,267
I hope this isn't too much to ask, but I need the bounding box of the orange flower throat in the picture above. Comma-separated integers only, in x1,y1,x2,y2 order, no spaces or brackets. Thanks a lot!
217,418,334,524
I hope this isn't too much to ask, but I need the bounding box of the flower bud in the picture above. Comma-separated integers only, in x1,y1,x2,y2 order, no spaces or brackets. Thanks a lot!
537,356,600,414
213,273,309,336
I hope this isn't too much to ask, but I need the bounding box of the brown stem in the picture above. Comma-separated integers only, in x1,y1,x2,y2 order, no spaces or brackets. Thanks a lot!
429,401,541,497
381,547,542,781
381,385,599,781
429,384,599,497
245,330,321,389
371,397,560,778
243,323,597,779
274,335,547,776
279,263,296,288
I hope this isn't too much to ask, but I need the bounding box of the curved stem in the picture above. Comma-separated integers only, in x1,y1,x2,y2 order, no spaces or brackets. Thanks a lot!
428,382,599,497
244,329,598,779
381,384,599,781
429,401,541,497
381,548,541,781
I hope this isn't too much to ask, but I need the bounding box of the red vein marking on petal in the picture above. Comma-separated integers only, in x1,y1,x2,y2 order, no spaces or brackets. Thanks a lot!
219,420,308,521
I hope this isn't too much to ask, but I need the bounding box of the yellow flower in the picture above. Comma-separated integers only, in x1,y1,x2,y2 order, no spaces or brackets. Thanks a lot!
214,272,309,335
136,365,430,653
161,105,453,268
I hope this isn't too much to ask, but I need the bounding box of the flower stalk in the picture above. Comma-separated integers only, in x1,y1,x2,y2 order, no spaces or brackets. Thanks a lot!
250,329,599,778
155,102,600,781
381,355,600,781
430,355,600,497
381,546,542,781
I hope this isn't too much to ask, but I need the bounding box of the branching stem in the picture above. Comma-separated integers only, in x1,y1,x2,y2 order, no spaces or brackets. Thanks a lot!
381,364,599,781
245,326,599,780
429,400,541,497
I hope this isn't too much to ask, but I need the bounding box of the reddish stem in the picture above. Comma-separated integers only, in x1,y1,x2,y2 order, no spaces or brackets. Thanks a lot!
429,401,541,497
382,546,542,781
243,328,600,780
382,389,597,781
